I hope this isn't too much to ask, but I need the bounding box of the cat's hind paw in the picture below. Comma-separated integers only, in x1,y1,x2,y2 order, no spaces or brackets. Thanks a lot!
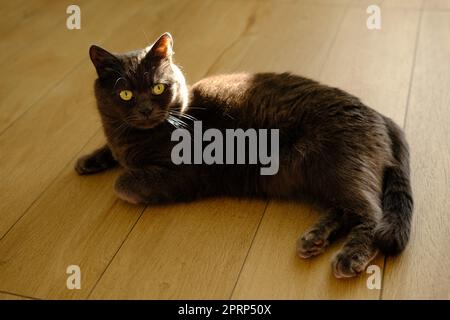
332,249,378,278
296,230,329,259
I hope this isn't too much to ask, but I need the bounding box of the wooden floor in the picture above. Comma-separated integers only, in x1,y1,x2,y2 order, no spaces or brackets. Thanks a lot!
0,0,449,300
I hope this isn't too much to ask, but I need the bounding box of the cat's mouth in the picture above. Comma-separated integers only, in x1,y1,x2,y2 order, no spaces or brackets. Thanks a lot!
127,111,169,129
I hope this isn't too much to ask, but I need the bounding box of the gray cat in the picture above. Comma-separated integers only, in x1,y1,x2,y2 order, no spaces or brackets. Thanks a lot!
76,33,413,278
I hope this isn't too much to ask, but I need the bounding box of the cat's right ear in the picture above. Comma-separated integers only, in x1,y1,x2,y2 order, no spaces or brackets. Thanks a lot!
89,45,122,79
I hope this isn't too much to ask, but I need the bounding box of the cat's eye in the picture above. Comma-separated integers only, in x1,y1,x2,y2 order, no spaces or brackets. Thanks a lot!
152,83,165,95
119,90,133,101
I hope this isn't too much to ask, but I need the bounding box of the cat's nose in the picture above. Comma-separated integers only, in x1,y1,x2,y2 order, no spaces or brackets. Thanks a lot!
138,108,152,118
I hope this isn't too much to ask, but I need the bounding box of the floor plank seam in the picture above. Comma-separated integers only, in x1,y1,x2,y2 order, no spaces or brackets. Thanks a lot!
228,200,270,299
380,0,424,301
0,127,102,242
86,204,147,299
0,58,86,137
318,1,350,78
402,1,424,131
0,289,40,300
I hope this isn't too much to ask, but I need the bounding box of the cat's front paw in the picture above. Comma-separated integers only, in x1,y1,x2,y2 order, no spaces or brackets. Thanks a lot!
297,229,329,258
75,155,109,175
332,249,378,278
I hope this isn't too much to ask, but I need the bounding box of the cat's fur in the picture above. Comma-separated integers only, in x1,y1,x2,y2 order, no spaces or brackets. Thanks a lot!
76,33,413,278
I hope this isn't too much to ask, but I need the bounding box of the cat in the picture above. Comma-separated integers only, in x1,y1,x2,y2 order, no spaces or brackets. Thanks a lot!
75,33,413,278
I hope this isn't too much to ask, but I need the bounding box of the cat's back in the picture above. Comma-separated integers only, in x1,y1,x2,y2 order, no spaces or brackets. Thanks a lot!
190,73,254,105
190,72,318,123
191,72,364,112
190,72,380,129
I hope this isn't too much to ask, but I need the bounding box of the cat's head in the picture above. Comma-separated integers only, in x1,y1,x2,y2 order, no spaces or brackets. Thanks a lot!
89,33,188,130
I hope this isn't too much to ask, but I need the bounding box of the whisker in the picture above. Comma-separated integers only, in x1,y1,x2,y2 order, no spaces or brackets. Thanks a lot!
167,116,195,142
170,117,188,128
167,117,183,129
168,115,191,130
169,111,198,122
113,77,127,89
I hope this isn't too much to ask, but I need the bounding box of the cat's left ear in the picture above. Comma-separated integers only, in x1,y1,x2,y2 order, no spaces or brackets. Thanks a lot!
147,32,174,59
89,45,122,79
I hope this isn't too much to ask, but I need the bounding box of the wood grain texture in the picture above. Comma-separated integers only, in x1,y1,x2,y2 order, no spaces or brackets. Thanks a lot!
0,0,51,33
0,0,77,62
90,199,266,299
321,3,422,124
205,1,348,77
423,0,450,10
232,3,421,299
0,61,99,238
382,10,450,299
0,133,144,299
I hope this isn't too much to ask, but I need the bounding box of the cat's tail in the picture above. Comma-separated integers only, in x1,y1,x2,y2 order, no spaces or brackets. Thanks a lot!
375,117,414,255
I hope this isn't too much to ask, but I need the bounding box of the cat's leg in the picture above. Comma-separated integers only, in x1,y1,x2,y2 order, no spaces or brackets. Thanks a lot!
297,208,352,259
331,202,380,278
75,144,117,175
114,171,145,204
114,167,197,205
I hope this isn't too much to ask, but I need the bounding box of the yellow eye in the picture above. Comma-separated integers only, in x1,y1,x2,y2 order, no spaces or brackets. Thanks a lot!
119,90,133,101
152,83,165,95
